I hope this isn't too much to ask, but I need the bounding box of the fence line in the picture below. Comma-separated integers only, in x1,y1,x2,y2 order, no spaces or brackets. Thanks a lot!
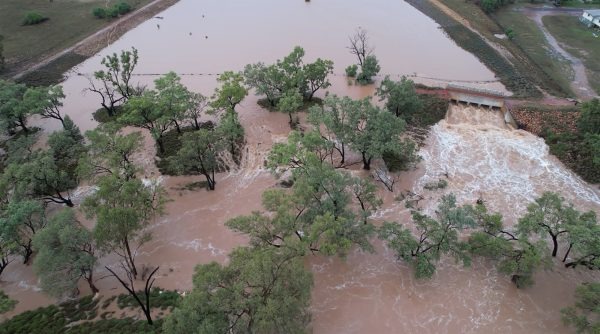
76,72,501,84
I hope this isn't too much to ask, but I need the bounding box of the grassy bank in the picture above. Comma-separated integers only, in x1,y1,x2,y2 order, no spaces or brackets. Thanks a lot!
0,0,152,75
543,15,600,96
406,0,542,97
414,0,571,98
511,105,600,183
494,7,575,96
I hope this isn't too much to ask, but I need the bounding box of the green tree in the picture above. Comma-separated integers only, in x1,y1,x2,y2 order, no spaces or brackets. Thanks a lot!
153,72,193,133
579,98,600,135
0,80,32,135
211,71,248,113
563,212,600,269
244,47,333,106
47,116,86,177
168,129,224,190
25,85,67,128
562,283,600,333
78,123,143,181
376,76,423,119
120,90,172,154
0,200,45,264
467,203,549,288
302,58,333,100
356,55,380,85
228,157,379,256
308,95,356,166
243,62,285,107
163,246,312,334
517,192,594,258
89,47,139,116
33,209,98,297
217,109,245,159
0,291,17,314
82,175,165,279
277,89,303,125
378,195,475,279
5,151,78,207
348,98,412,170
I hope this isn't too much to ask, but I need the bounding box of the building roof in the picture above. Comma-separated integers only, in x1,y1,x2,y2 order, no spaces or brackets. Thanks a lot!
584,9,600,17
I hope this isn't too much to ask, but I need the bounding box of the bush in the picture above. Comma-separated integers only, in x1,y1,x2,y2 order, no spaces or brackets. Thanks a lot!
93,2,132,19
115,2,132,15
92,7,107,19
22,12,48,26
424,179,448,190
345,64,358,77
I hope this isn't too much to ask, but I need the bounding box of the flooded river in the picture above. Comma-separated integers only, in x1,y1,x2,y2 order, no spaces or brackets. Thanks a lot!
3,0,600,333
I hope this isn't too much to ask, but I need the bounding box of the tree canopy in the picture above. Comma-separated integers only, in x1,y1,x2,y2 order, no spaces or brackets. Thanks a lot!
33,209,98,297
163,246,312,334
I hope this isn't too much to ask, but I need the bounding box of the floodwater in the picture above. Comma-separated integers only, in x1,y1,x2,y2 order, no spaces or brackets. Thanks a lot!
3,0,600,333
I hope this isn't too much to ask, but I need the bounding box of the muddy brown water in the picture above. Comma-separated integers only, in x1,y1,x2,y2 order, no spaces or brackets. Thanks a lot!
3,0,600,332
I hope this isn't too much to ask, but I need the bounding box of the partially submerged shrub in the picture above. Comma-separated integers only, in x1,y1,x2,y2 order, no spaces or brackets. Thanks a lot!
345,64,358,77
423,179,448,191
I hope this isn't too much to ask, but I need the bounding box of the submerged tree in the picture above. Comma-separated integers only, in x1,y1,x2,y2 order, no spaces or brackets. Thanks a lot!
89,47,139,116
244,46,333,107
517,192,597,258
78,123,143,181
347,27,373,67
82,175,166,279
163,246,312,334
105,265,160,325
377,76,422,119
26,85,67,128
120,89,172,154
228,156,380,256
169,128,225,190
0,199,46,264
0,80,33,135
467,203,549,288
379,195,474,279
562,282,600,333
211,71,248,113
33,209,98,297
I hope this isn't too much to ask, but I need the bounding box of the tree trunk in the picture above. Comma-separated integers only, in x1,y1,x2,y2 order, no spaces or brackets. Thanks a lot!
361,152,371,170
562,243,573,263
194,118,200,131
340,143,345,165
86,274,99,295
174,120,181,134
124,237,138,279
204,171,216,191
551,234,558,257
65,198,74,207
157,137,166,154
22,241,33,265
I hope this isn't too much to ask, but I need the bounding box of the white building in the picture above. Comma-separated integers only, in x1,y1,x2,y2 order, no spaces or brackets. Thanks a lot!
580,9,600,28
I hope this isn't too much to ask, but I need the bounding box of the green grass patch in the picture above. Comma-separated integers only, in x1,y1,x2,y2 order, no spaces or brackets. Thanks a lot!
0,0,151,73
66,318,163,334
494,7,575,96
406,0,542,97
543,15,600,95
117,288,181,311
